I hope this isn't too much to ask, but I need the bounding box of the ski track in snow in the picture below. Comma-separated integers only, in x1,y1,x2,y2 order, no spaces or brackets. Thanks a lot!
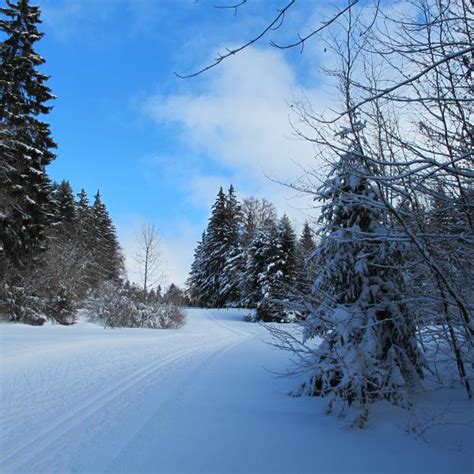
2,339,242,471
1,308,472,474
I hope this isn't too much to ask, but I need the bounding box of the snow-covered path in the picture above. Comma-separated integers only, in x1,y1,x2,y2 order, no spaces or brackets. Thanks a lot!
1,309,472,473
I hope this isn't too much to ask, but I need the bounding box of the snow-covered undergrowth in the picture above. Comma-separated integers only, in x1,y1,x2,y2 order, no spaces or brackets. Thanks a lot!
85,281,186,329
1,309,472,473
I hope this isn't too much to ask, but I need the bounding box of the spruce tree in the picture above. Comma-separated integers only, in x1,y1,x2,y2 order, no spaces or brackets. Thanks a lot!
188,186,243,307
0,0,57,271
200,187,228,306
90,190,124,285
299,221,315,257
299,144,425,425
241,221,277,311
187,231,208,306
76,189,91,224
277,214,297,284
51,180,77,234
296,221,317,295
219,185,243,305
255,215,297,322
220,244,244,306
76,189,93,252
71,189,97,296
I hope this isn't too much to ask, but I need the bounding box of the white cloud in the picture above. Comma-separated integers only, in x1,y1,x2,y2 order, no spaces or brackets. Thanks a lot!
145,46,330,223
137,45,337,283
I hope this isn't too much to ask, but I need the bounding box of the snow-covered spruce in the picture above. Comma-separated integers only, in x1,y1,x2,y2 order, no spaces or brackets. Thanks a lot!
0,0,57,271
297,143,426,426
187,185,243,307
254,215,298,322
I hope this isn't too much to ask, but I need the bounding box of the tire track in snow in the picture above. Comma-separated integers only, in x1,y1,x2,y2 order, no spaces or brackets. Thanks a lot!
1,338,238,473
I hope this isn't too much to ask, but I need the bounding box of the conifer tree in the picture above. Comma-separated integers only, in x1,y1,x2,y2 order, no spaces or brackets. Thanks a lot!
299,145,425,425
51,180,77,233
75,189,94,272
277,214,297,283
188,186,244,307
241,221,277,310
296,221,317,295
255,215,297,322
219,185,243,304
71,189,101,296
187,231,208,306
76,189,91,224
90,190,124,285
200,187,228,306
220,244,244,305
0,0,57,271
299,221,315,258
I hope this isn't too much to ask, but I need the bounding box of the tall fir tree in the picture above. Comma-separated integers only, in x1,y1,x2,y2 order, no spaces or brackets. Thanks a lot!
188,186,244,307
299,221,316,259
0,0,57,272
76,189,91,223
90,190,124,285
187,231,207,306
277,214,297,285
50,180,77,234
241,220,277,310
75,189,94,252
298,144,425,425
296,221,317,295
219,185,243,304
255,215,297,322
200,187,228,306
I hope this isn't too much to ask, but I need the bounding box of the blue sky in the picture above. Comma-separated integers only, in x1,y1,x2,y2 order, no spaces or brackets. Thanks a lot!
36,0,336,285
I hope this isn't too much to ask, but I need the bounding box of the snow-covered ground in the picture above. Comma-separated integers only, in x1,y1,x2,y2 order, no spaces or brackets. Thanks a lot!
1,309,472,473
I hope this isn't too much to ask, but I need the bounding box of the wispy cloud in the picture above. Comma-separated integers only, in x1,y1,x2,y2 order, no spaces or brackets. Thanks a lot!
144,46,330,222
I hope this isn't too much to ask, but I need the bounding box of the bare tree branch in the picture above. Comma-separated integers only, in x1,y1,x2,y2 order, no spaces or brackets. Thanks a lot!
270,0,359,52
175,0,296,78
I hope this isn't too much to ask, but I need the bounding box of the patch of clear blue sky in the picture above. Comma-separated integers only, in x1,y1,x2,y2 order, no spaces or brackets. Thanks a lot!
40,1,213,226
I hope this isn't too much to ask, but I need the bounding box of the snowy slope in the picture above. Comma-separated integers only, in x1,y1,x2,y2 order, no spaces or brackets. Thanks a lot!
1,309,472,473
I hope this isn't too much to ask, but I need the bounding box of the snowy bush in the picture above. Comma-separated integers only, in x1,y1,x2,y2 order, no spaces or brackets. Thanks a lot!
3,284,48,326
132,302,186,329
155,303,186,329
86,282,186,329
86,282,138,328
46,285,77,325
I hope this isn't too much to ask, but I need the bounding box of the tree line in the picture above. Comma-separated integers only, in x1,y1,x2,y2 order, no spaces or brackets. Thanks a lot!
0,0,126,325
187,185,316,321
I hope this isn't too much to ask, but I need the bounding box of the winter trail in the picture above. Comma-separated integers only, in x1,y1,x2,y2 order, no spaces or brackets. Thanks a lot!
1,309,472,474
